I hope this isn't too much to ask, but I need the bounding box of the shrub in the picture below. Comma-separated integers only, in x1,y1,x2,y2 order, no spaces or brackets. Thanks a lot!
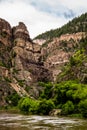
18,97,39,114
39,82,53,99
78,99,87,117
18,97,55,115
29,100,39,114
70,49,85,66
37,99,55,115
54,80,87,105
54,80,87,116
18,97,30,113
54,81,75,105
62,101,74,115
6,92,20,106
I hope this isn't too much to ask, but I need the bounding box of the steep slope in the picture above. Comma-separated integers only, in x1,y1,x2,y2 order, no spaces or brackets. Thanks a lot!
12,22,52,83
34,12,87,40
34,13,87,81
0,18,15,106
1,12,87,107
0,18,52,106
57,37,87,84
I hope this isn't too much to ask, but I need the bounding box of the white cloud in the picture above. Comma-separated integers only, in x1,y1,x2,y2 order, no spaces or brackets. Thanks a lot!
0,0,87,38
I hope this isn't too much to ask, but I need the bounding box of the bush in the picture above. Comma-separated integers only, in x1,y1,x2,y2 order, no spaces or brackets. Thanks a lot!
62,101,74,115
54,80,87,105
70,49,85,66
39,82,53,99
53,80,87,116
18,80,87,117
18,97,31,113
18,97,55,115
78,99,87,117
54,80,76,105
37,99,55,115
18,97,39,114
28,100,39,114
6,92,20,106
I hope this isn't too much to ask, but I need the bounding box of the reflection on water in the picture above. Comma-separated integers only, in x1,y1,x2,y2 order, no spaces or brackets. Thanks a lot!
0,113,87,130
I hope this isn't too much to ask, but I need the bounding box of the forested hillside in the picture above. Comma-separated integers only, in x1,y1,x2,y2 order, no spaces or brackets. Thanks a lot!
35,13,87,40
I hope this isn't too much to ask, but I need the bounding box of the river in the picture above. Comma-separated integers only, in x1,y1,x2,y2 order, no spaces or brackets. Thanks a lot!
0,113,87,130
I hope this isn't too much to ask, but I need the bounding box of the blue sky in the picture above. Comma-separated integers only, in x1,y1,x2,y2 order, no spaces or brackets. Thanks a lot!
0,0,87,38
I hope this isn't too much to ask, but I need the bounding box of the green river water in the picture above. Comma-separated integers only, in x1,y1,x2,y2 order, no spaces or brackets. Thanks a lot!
0,113,87,130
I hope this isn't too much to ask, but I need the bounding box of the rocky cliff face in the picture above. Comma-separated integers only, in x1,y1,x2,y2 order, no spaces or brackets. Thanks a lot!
0,18,12,46
0,17,86,106
34,32,86,81
0,18,52,106
12,22,52,83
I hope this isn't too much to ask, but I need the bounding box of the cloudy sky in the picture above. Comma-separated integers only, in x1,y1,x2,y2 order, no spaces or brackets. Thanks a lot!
0,0,87,38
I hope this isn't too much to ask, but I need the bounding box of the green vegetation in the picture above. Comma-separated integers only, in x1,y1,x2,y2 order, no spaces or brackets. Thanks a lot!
37,99,55,115
18,97,39,114
70,49,86,66
34,13,87,40
78,99,87,117
62,101,74,115
39,82,53,99
6,92,20,106
3,79,87,117
54,80,87,117
57,44,87,83
15,80,87,117
18,97,55,115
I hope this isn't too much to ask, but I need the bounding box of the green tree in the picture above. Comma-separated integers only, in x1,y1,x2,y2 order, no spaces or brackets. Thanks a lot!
62,101,74,115
40,82,53,99
6,92,20,106
78,99,87,117
37,99,55,115
18,97,39,114
18,97,31,114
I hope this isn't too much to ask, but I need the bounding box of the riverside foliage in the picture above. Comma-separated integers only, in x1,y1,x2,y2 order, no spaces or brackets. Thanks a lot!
16,80,87,117
18,97,55,115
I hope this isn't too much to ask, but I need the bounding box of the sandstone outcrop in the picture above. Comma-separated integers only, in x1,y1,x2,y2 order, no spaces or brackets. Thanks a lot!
12,22,52,84
0,18,52,106
35,32,86,81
